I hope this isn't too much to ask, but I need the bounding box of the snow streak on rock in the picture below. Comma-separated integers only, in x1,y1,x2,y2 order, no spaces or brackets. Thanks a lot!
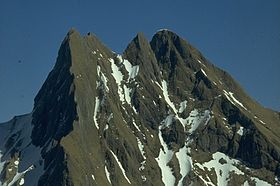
93,97,101,129
186,109,211,134
117,55,139,81
136,137,146,172
197,59,206,67
109,56,139,109
109,58,125,103
109,150,131,184
161,80,177,113
132,119,141,132
176,144,193,186
97,65,109,92
157,80,211,132
124,85,132,105
104,165,111,184
155,117,176,186
223,90,247,110
201,69,207,77
259,119,266,125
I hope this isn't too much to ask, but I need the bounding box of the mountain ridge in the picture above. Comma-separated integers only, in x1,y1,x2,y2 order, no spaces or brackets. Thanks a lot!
0,29,279,186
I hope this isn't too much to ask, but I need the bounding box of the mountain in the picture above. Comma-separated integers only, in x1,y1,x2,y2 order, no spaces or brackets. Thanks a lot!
1,29,280,186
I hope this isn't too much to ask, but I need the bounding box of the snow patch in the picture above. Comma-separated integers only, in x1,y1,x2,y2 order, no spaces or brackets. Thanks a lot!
109,58,125,102
178,100,187,114
243,180,249,186
158,79,211,132
124,85,132,105
195,152,244,186
237,126,244,136
162,80,177,113
104,124,109,131
176,144,193,186
107,113,113,123
14,160,19,166
91,174,95,181
155,118,176,186
97,65,109,92
161,115,174,128
186,109,211,133
141,175,147,182
252,177,271,186
194,152,271,186
109,56,138,107
19,178,24,185
136,138,146,160
117,55,139,81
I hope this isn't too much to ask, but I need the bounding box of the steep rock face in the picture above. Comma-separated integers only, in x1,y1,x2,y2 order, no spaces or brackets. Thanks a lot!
32,31,77,146
0,29,280,186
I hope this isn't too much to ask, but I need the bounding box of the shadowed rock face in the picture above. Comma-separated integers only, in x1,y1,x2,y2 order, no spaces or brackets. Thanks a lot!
32,32,77,147
0,29,280,186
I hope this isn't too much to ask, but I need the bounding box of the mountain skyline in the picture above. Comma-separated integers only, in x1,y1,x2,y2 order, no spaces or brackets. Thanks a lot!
0,0,280,122
0,28,279,186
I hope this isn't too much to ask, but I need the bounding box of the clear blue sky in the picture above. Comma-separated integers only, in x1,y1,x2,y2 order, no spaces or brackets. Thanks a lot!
0,0,279,122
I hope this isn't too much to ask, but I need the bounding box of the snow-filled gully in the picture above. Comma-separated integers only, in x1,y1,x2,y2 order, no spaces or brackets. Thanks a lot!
155,79,213,186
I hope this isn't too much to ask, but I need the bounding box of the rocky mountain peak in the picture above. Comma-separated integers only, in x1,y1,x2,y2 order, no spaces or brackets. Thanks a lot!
151,29,194,59
0,29,279,186
123,32,161,82
130,32,147,49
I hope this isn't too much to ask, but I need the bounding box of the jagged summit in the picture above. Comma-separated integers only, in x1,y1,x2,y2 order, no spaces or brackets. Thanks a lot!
125,32,150,52
154,28,181,38
67,27,79,35
155,28,176,34
0,29,280,186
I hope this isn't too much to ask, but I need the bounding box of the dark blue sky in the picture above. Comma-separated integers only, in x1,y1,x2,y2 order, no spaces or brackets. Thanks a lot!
0,0,279,122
